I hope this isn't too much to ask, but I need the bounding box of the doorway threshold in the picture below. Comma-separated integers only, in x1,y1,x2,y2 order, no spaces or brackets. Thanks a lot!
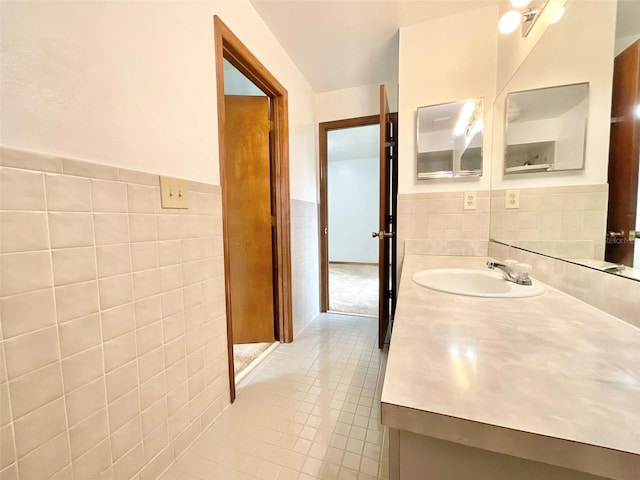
234,341,280,384
326,310,376,319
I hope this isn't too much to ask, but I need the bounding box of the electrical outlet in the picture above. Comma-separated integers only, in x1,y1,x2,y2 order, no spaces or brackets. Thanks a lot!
506,189,520,209
463,191,477,210
159,176,189,209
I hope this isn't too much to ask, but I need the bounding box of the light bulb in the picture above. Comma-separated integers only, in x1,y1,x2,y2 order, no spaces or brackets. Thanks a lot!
551,6,565,24
499,10,522,34
510,0,531,7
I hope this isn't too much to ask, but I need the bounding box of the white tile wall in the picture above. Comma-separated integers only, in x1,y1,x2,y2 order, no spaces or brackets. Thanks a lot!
490,184,608,260
0,148,230,480
291,200,320,337
0,146,324,480
397,191,491,276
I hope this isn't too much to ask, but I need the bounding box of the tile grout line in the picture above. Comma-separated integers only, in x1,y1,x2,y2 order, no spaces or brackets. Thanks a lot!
88,178,117,479
125,184,145,478
42,170,74,480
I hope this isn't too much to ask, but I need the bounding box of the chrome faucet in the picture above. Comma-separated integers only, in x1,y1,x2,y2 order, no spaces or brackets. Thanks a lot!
486,260,532,285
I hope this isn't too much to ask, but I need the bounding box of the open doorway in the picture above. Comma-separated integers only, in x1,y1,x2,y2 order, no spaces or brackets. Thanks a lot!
214,16,293,403
319,116,380,317
221,59,279,381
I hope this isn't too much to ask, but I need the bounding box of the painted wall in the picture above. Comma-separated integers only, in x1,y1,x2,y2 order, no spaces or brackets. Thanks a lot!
555,99,588,171
328,157,379,263
398,5,499,194
315,81,399,123
0,0,317,202
491,0,616,190
507,118,559,145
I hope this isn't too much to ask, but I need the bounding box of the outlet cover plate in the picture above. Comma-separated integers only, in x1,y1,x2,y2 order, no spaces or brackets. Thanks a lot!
506,189,520,209
464,191,477,210
160,176,189,209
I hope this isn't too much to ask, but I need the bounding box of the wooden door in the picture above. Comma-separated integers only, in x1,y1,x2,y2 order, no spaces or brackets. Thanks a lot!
606,40,640,265
375,85,397,349
224,95,276,344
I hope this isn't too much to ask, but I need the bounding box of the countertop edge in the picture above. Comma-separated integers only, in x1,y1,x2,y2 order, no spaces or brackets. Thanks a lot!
381,396,640,480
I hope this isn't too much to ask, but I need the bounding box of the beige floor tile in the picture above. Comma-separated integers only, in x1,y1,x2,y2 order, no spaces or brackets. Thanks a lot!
163,313,388,479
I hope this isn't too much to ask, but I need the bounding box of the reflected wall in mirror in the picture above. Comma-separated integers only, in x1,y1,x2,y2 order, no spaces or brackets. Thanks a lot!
504,82,589,174
416,99,483,179
490,0,640,281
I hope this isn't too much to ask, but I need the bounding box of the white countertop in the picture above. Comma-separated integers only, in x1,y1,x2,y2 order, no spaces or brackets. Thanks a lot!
380,255,640,480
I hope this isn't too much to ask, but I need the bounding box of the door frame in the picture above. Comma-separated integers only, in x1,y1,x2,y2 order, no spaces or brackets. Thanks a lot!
318,114,380,312
214,16,293,403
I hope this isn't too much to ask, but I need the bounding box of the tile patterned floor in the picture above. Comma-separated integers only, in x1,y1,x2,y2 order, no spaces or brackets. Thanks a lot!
161,313,389,480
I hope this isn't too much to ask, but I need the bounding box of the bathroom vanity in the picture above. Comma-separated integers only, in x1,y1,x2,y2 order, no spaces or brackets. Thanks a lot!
380,255,640,480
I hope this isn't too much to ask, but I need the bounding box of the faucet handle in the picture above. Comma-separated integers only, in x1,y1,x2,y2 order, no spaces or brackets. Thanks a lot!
514,263,532,283
503,259,518,271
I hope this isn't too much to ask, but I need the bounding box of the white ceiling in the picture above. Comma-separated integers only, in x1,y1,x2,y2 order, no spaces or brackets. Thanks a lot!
250,0,500,93
250,1,637,94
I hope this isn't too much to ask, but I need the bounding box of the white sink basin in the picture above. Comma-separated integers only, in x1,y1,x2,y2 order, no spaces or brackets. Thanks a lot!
411,268,545,298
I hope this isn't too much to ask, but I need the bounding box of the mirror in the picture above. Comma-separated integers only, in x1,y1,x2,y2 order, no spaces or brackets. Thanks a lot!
504,82,589,174
416,99,483,179
490,0,640,281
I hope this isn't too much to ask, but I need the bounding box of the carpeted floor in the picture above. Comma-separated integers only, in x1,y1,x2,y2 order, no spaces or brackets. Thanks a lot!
233,342,274,377
329,262,378,316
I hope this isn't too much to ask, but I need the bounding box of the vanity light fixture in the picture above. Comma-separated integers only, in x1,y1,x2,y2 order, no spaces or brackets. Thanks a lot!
498,0,550,37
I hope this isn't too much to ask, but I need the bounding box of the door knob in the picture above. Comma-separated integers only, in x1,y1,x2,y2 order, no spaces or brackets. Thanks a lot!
607,230,625,238
631,230,637,241
372,231,394,239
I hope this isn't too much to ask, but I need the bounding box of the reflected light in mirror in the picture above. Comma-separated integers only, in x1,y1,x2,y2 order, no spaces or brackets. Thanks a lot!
511,0,531,7
454,101,477,136
551,6,565,24
635,104,640,119
499,10,522,34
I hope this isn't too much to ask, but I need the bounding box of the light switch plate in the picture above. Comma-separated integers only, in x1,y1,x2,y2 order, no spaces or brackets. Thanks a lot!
506,189,520,209
463,191,477,210
159,176,189,209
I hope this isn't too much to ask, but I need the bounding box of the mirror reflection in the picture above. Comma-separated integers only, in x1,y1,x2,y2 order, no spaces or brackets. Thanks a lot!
416,99,483,179
490,0,640,281
505,83,589,174
606,38,639,271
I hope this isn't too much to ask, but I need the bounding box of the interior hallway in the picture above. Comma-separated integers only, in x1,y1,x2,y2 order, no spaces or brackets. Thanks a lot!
162,313,389,480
